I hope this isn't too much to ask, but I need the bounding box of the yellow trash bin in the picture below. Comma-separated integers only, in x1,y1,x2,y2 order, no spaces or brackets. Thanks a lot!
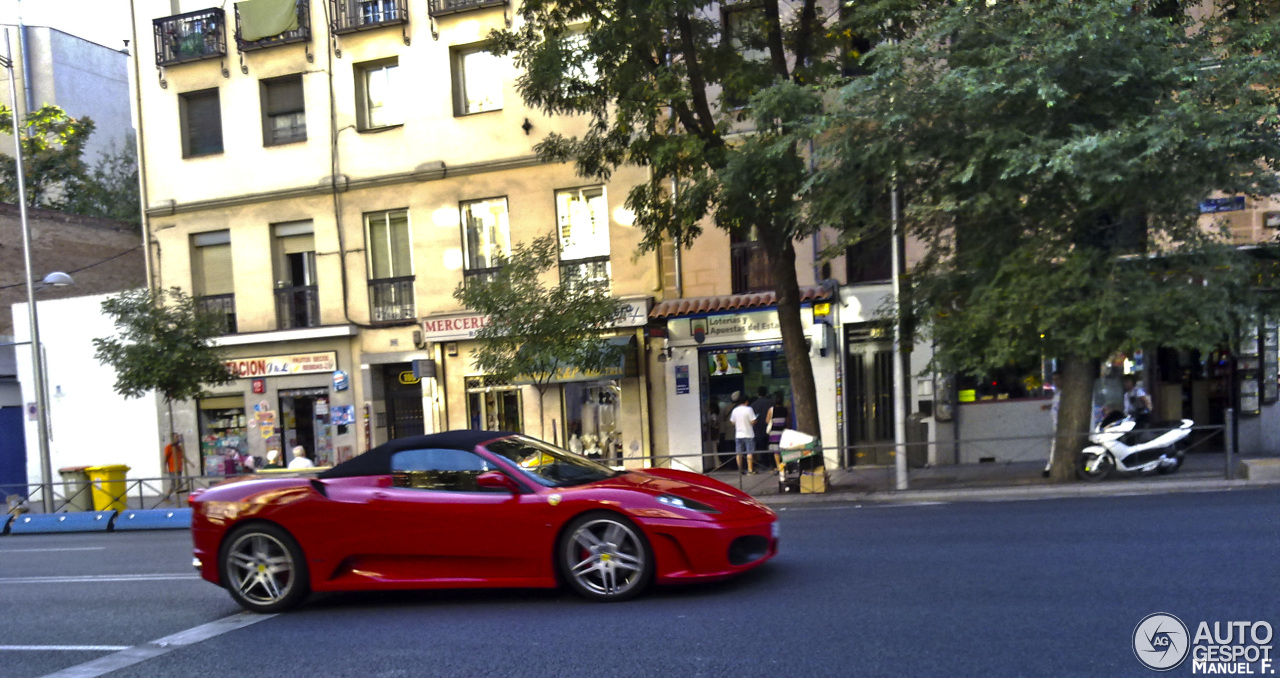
84,465,131,512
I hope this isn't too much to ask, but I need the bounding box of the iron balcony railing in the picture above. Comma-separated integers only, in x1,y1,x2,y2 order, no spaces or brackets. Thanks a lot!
235,0,311,51
154,7,227,67
275,284,320,330
731,242,772,294
368,276,415,322
329,0,408,35
559,256,611,292
428,0,507,18
197,294,237,335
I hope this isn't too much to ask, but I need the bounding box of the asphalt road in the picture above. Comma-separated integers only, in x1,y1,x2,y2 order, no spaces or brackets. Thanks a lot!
2,487,1277,678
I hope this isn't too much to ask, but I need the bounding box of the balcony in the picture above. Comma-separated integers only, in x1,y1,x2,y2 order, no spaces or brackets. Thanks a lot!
236,0,311,52
275,284,320,330
731,242,773,294
197,294,238,335
368,276,415,322
329,0,408,35
559,256,611,293
428,0,507,18
154,8,227,67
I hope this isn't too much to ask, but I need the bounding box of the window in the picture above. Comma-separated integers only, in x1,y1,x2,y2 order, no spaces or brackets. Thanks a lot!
466,377,522,432
957,360,1056,402
274,221,318,329
556,186,611,290
261,75,306,146
192,230,236,334
390,448,496,492
365,209,414,321
361,0,398,24
723,4,768,62
452,45,504,115
730,227,772,294
461,197,511,279
356,59,401,130
179,88,223,157
846,227,892,285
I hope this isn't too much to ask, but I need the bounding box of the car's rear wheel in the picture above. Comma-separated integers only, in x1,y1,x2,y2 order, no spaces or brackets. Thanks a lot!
560,512,652,602
219,523,309,613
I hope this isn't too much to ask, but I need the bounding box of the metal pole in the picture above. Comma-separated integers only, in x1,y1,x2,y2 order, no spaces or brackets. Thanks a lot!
1224,407,1235,480
4,32,54,513
891,184,908,491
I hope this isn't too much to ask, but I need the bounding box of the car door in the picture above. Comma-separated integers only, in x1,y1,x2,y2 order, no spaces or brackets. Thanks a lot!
368,447,555,583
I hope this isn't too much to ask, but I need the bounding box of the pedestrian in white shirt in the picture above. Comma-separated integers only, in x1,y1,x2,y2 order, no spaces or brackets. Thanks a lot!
729,392,758,474
288,445,316,470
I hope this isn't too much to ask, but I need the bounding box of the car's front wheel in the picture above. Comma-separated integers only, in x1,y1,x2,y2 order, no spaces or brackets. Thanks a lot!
219,523,309,613
560,512,652,602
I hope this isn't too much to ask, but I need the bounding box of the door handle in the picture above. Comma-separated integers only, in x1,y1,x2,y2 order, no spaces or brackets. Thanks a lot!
371,491,389,500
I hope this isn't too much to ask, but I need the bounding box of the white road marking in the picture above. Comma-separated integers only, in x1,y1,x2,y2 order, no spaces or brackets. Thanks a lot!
0,646,130,652
0,574,200,584
36,611,277,678
0,542,107,547
779,501,949,511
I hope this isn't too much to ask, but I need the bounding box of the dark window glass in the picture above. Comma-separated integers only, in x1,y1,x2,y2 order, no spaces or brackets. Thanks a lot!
262,75,305,145
181,89,224,157
390,448,494,491
484,436,619,488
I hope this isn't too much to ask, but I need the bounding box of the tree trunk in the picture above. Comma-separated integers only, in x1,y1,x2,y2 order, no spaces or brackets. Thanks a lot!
1050,354,1097,482
768,239,821,438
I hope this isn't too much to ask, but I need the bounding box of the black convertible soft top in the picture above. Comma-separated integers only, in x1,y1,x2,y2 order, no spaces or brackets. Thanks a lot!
316,430,520,479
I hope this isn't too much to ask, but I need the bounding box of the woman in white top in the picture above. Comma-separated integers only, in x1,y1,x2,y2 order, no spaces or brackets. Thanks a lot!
287,445,316,470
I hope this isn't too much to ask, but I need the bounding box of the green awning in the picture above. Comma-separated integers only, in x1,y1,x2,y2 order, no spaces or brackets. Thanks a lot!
237,0,299,41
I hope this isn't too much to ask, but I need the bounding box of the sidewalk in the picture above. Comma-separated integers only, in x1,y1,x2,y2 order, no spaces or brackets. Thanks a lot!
706,452,1280,506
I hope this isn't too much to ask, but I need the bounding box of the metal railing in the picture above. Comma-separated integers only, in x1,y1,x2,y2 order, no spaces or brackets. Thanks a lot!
329,0,408,35
154,7,227,67
275,284,320,329
236,0,311,51
428,0,507,17
368,276,415,322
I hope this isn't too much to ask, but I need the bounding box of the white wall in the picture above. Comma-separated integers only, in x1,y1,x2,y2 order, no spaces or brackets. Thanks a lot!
12,292,162,487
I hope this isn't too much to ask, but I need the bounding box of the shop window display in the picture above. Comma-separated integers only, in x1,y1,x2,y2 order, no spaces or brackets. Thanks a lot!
563,381,621,465
466,377,522,432
199,400,247,475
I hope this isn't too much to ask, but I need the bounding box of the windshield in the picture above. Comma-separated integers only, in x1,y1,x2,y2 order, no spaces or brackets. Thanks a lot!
484,435,620,488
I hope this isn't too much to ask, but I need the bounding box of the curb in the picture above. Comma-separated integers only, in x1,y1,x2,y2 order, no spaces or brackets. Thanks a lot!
760,477,1280,508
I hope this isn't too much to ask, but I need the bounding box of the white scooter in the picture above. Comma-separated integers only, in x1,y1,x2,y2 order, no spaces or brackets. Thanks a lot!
1076,412,1193,481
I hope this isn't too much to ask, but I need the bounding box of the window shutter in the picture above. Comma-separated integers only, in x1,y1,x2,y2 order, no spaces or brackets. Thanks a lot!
198,243,234,296
279,233,314,255
265,77,304,115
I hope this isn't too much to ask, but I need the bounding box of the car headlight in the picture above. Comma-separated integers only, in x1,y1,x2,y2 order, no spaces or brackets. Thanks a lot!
656,494,720,514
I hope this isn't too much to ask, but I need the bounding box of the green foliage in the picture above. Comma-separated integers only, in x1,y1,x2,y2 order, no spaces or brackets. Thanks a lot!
813,0,1280,375
0,105,94,209
63,134,141,230
452,234,627,389
93,287,235,404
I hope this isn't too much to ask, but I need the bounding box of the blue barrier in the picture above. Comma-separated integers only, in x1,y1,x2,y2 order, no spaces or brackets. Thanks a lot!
1,513,11,535
7,511,115,534
112,508,192,531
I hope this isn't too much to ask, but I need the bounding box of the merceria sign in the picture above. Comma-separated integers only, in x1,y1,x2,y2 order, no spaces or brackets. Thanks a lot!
224,352,338,378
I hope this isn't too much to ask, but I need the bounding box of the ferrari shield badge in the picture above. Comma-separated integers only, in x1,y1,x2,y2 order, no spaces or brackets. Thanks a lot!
548,494,562,506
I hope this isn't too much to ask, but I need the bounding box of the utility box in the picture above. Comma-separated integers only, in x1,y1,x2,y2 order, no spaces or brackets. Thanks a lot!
906,414,930,469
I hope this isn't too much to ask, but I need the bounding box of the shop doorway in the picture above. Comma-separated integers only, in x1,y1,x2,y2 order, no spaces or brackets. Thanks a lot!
383,363,425,440
699,345,793,473
845,325,895,466
279,388,332,465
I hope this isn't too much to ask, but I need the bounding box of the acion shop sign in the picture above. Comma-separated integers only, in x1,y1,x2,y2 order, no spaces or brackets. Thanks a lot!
224,351,338,378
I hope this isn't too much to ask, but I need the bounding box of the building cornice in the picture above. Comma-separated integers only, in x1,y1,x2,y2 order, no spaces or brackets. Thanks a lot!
145,154,549,218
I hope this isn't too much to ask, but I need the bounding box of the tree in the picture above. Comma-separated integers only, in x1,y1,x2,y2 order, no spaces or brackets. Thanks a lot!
93,287,236,449
453,233,627,440
63,133,141,230
493,0,848,437
812,0,1280,480
0,104,94,209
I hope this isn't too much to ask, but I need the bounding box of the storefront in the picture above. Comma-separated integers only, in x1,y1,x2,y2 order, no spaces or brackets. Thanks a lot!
194,337,358,474
657,294,839,472
421,298,653,466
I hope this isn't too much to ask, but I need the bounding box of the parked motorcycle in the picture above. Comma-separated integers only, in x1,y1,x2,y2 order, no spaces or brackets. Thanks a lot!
1076,412,1193,481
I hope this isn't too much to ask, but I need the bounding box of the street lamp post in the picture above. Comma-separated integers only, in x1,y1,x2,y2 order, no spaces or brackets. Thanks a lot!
2,30,56,512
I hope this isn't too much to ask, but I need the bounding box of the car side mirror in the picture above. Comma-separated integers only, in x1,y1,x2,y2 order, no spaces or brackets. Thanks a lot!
476,470,519,493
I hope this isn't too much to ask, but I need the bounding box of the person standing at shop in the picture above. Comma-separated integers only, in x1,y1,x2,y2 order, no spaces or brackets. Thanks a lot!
767,392,790,472
719,392,739,467
751,387,774,470
730,393,758,474
288,445,316,470
1123,375,1152,428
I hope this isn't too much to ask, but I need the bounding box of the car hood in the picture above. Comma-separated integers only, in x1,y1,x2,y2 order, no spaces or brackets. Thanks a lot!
577,468,774,520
